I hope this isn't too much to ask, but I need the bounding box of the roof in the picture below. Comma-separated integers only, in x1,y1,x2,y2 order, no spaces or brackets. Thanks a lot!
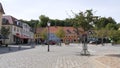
63,27,75,34
49,26,61,33
2,15,17,24
36,27,45,33
36,26,84,35
0,3,5,14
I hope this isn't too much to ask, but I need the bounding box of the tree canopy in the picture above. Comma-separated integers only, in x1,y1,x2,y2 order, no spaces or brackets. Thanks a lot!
19,9,120,43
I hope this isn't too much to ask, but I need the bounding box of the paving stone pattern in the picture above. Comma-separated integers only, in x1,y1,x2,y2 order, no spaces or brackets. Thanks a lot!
0,44,119,68
0,45,95,68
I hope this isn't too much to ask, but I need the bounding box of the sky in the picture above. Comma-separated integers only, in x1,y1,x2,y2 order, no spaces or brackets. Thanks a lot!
1,0,120,23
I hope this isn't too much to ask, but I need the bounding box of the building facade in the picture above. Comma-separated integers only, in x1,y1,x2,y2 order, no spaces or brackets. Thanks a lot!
0,3,5,30
35,26,84,44
2,15,34,44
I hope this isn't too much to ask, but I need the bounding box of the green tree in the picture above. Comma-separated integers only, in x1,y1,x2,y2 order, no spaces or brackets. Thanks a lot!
1,26,10,46
94,28,109,45
95,17,116,29
72,9,98,31
19,19,40,28
109,30,120,44
39,15,49,27
55,27,65,45
56,27,65,39
40,28,47,40
1,26,10,38
105,23,117,30
116,23,120,30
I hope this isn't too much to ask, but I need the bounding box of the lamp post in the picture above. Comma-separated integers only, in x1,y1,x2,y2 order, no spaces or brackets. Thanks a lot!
78,37,80,45
47,22,50,52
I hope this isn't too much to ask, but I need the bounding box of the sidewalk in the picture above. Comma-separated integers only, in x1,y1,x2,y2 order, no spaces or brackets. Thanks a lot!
0,45,31,54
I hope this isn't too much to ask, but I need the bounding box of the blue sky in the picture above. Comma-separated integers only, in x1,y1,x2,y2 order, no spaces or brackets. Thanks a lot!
1,0,120,23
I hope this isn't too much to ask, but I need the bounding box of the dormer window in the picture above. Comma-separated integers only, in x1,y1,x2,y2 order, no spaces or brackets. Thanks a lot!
67,29,71,33
2,18,8,24
14,20,17,25
17,21,19,25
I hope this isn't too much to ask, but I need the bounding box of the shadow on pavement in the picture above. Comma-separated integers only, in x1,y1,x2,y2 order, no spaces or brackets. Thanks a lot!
0,45,32,54
75,52,95,56
106,54,120,58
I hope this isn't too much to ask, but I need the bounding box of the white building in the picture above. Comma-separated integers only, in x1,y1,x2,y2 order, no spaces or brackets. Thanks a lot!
22,22,34,44
2,15,34,44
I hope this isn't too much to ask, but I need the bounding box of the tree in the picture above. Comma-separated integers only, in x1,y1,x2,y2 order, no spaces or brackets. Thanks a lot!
95,17,117,29
55,27,65,45
94,28,109,45
19,19,40,28
1,26,10,46
72,9,98,31
39,15,49,27
55,27,65,39
108,30,120,44
1,26,10,38
40,28,47,40
105,23,117,30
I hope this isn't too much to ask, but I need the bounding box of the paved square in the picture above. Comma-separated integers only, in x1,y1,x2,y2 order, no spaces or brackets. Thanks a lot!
0,44,119,68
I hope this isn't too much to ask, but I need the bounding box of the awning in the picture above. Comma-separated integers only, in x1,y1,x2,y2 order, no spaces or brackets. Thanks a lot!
20,35,29,39
15,34,29,39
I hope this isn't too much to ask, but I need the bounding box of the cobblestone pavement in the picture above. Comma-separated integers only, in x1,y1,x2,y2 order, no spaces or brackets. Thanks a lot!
0,44,119,68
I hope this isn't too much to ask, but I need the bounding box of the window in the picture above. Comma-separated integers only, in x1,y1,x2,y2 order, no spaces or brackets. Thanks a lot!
14,27,16,31
67,29,71,33
17,28,19,32
2,18,8,24
13,35,16,42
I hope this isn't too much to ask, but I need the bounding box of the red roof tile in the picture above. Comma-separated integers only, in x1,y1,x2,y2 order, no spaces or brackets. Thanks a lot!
36,27,46,33
36,26,84,35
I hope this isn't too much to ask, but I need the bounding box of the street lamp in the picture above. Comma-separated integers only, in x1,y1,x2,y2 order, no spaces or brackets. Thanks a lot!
47,22,50,52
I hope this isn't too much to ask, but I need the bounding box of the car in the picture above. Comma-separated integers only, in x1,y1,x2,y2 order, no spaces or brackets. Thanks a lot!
49,40,56,45
88,38,101,44
89,40,101,44
44,40,56,45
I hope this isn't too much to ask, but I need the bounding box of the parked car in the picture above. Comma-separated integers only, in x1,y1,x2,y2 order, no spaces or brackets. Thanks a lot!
89,40,101,44
89,38,111,44
49,40,56,45
44,40,56,45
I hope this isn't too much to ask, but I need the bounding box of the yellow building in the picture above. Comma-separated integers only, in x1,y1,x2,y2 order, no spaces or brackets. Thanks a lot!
34,27,46,44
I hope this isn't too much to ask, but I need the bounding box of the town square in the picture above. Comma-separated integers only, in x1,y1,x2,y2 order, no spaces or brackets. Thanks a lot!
0,0,120,68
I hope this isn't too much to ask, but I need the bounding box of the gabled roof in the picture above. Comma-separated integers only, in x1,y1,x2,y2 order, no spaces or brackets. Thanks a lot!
0,3,5,14
63,27,75,34
36,27,45,33
36,26,84,35
49,26,61,33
